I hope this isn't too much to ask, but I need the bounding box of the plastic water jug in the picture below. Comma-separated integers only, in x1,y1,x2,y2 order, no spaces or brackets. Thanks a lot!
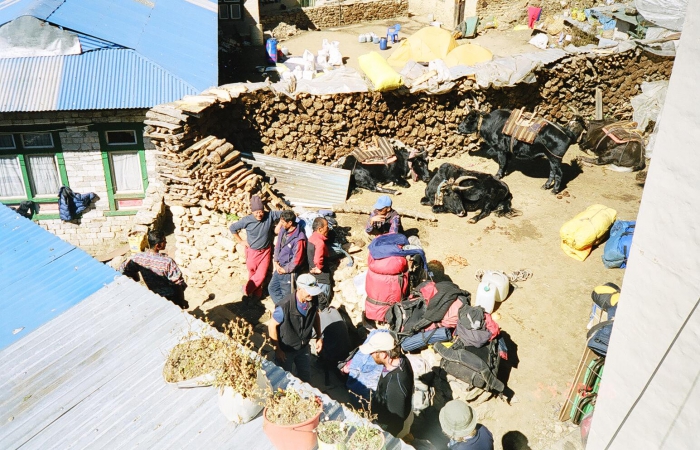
482,270,510,302
379,37,388,50
475,281,499,313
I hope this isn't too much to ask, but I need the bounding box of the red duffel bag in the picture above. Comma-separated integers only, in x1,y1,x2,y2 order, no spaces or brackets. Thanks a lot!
364,254,408,321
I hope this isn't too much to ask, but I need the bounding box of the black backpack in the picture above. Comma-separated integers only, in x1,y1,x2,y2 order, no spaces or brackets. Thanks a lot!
384,281,469,338
433,339,504,394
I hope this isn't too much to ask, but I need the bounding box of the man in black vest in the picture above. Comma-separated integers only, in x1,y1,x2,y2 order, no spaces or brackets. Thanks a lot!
267,273,324,382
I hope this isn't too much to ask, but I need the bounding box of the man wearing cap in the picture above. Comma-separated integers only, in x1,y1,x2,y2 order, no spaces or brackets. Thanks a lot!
229,195,284,300
362,332,414,438
267,273,323,382
365,195,402,237
269,210,307,305
439,400,494,450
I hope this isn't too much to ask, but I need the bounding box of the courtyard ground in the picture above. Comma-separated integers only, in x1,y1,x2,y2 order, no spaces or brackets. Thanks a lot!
182,142,642,449
152,19,639,450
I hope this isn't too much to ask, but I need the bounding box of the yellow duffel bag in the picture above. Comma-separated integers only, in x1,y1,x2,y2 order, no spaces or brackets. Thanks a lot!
560,204,617,261
358,51,402,92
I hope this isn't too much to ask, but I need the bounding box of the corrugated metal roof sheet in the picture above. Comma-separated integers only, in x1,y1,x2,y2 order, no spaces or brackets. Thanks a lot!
76,32,124,52
0,203,118,350
0,49,199,111
0,277,409,450
242,153,352,208
0,0,218,92
0,54,63,111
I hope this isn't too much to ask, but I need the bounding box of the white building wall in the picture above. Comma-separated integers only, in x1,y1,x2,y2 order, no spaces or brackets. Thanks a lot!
587,4,700,449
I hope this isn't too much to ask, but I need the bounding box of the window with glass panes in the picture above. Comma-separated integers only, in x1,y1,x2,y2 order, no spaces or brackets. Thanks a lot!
0,131,68,207
96,125,148,215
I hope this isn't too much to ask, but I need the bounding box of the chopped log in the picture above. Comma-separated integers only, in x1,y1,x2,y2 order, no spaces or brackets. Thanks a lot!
205,143,235,164
260,183,288,210
183,136,216,158
216,160,245,174
160,172,193,184
215,149,242,168
151,105,191,121
144,119,184,132
236,173,257,188
331,204,438,222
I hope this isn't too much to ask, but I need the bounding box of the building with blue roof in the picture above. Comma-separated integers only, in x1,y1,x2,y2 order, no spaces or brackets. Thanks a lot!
0,202,406,450
0,0,217,254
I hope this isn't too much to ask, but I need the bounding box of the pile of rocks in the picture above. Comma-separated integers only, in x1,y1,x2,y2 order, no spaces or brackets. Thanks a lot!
270,22,300,41
170,204,245,288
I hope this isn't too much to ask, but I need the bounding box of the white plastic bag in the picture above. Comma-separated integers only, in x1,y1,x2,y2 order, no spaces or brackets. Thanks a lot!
302,49,315,71
528,33,549,50
328,45,343,67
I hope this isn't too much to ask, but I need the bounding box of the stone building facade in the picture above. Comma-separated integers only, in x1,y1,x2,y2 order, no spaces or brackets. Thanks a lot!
0,109,157,253
261,0,409,30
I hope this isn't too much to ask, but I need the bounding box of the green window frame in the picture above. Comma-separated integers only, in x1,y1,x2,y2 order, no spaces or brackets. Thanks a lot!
93,123,149,217
0,129,69,220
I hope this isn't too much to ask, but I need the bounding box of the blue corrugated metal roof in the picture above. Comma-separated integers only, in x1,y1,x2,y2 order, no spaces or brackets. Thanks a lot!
76,32,124,52
0,49,198,111
0,203,119,350
0,0,217,92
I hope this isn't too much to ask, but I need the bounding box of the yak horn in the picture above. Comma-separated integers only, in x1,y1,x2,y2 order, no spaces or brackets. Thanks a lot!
567,105,580,115
453,175,476,185
451,185,471,191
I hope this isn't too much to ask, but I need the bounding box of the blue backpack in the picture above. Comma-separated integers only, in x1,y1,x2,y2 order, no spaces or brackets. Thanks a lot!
602,220,635,268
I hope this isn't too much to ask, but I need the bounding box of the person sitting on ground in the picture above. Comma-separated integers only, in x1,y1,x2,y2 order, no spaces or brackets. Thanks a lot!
365,195,402,237
362,332,414,438
120,230,188,309
439,400,494,450
307,216,332,308
267,273,324,383
229,195,284,301
269,210,307,305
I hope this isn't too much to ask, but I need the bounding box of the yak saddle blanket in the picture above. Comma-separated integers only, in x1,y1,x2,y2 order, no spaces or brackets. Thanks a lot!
501,108,549,145
349,136,396,165
601,121,643,145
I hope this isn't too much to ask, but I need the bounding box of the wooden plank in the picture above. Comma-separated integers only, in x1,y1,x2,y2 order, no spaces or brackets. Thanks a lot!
558,347,596,422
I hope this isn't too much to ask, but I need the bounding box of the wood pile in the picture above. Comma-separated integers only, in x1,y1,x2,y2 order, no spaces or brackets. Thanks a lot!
145,99,263,217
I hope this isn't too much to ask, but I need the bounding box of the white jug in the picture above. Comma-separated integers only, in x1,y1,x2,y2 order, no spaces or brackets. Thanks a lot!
475,281,499,313
482,270,510,302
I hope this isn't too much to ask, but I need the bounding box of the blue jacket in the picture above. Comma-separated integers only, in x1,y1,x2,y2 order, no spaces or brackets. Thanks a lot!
58,186,96,221
274,224,307,273
368,233,428,271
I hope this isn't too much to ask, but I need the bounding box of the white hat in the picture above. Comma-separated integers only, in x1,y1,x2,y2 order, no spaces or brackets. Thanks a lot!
296,273,323,296
359,331,396,354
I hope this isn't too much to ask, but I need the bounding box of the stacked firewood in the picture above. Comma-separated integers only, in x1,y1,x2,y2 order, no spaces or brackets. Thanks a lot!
145,98,262,216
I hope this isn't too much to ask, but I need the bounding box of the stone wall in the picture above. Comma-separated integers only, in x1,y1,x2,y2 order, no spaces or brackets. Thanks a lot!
0,109,157,254
476,0,598,28
261,0,408,30
153,48,673,166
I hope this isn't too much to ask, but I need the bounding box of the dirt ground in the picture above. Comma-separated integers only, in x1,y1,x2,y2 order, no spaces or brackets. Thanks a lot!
182,139,642,449
277,17,543,73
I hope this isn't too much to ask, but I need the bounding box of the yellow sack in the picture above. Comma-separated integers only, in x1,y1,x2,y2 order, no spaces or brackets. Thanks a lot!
359,51,402,92
560,204,617,261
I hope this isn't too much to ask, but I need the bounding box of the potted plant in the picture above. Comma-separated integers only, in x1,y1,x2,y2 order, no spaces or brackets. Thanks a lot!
317,419,348,449
214,318,271,423
263,388,323,450
346,425,385,450
346,397,385,450
162,326,227,388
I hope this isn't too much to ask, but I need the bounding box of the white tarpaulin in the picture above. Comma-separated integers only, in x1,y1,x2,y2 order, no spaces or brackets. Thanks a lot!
0,16,81,58
635,0,688,31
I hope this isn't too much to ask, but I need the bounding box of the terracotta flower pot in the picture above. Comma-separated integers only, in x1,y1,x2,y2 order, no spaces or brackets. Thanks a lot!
262,401,322,450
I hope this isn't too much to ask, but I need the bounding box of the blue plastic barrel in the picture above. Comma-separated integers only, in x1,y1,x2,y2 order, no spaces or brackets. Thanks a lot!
379,37,388,50
265,38,278,64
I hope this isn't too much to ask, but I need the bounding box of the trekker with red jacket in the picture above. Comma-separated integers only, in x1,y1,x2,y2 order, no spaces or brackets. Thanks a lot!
269,210,307,305
307,216,332,307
